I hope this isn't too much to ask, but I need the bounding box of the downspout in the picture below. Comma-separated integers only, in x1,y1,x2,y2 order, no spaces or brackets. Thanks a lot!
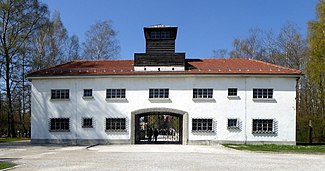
75,81,78,145
244,77,247,144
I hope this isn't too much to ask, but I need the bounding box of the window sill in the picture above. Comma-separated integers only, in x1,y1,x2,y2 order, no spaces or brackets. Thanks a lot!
82,96,94,100
82,126,93,128
192,98,216,103
252,132,277,136
191,130,215,134
50,99,70,101
49,130,70,132
252,98,276,102
105,98,128,103
105,129,127,132
148,98,171,103
227,96,241,100
227,126,239,130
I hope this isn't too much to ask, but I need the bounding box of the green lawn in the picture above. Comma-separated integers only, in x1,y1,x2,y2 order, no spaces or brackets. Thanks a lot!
0,161,16,170
0,138,29,143
223,144,325,154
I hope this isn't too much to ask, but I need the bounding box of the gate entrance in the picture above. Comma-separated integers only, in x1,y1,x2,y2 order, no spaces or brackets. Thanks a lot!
135,112,182,144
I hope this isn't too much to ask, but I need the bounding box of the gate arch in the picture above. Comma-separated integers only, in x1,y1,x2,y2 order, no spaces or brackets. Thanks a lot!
131,108,188,144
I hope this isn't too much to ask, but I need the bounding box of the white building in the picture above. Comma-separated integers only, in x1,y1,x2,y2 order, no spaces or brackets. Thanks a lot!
28,25,301,145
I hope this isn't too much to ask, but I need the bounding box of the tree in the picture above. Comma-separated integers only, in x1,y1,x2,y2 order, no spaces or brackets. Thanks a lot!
67,35,80,61
307,0,325,87
275,22,308,70
307,0,325,121
82,20,120,60
229,28,267,61
228,24,307,70
212,49,228,58
30,11,69,70
0,0,48,137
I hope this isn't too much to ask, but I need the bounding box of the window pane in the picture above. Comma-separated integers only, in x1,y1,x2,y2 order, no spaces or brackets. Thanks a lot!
149,89,153,98
203,89,207,98
253,89,257,98
268,89,273,98
193,89,197,98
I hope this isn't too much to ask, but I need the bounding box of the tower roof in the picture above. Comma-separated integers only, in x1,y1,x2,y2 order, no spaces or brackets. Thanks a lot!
145,24,176,28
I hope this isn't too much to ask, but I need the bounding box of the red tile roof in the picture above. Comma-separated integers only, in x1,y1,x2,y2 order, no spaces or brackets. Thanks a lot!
27,58,301,77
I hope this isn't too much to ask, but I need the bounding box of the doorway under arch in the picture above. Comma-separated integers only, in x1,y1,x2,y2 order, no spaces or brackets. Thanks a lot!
131,108,188,144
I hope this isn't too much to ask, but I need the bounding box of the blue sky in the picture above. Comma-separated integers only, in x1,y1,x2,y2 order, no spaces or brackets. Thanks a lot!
41,0,318,59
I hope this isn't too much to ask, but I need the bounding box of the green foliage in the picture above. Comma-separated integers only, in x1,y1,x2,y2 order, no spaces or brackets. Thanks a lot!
0,161,16,170
307,0,325,87
223,144,325,153
0,138,29,143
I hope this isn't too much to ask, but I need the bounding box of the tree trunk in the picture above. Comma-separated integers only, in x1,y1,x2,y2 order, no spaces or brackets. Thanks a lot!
5,53,15,138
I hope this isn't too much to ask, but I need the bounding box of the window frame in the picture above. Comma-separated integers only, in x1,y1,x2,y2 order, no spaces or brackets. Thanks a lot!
82,118,93,128
105,118,127,132
151,31,161,39
51,89,69,100
49,118,70,132
192,118,214,132
252,119,275,134
227,88,238,97
227,118,239,129
193,88,213,99
106,89,126,99
161,31,170,39
253,88,273,99
83,89,93,98
149,88,169,99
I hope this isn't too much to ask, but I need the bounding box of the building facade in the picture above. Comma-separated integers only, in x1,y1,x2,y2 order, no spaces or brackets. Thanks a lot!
28,25,301,145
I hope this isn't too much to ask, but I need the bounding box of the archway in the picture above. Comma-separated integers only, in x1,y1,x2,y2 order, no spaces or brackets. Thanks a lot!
131,108,188,144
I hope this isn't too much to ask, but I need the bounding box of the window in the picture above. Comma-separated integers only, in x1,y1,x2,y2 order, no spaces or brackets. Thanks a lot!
151,31,160,39
252,119,274,134
51,89,69,100
227,118,239,129
192,118,213,132
83,89,92,97
253,89,273,99
228,88,238,96
106,118,126,131
82,118,93,128
161,31,170,39
193,88,213,99
149,88,169,98
106,89,126,99
50,118,70,132
151,31,170,39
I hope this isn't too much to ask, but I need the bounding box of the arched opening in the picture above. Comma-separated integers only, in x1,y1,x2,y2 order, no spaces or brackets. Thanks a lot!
131,108,188,144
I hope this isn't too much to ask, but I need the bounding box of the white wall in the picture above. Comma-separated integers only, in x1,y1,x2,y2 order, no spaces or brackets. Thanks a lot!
31,75,297,144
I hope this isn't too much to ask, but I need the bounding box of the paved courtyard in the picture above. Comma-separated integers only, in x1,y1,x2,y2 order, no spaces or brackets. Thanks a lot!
1,141,325,171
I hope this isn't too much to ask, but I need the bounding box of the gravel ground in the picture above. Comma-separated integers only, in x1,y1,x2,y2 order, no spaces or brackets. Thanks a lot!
0,141,325,171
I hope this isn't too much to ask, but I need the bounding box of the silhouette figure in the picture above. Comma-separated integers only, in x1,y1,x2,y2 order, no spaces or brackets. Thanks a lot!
154,128,159,142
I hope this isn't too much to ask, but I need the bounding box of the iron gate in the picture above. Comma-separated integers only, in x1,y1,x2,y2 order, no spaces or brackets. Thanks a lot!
135,112,182,144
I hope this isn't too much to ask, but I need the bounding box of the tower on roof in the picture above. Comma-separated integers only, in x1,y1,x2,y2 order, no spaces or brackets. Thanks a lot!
134,24,185,71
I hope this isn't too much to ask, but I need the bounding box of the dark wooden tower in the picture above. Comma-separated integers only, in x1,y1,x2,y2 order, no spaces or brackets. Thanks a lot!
134,24,185,71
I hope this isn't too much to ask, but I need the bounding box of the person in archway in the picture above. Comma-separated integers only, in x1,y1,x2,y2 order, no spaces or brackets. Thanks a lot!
147,128,153,142
154,128,159,142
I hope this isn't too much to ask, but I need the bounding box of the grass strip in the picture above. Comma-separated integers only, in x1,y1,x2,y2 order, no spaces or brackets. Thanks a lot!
223,144,325,154
0,161,16,170
0,138,29,143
